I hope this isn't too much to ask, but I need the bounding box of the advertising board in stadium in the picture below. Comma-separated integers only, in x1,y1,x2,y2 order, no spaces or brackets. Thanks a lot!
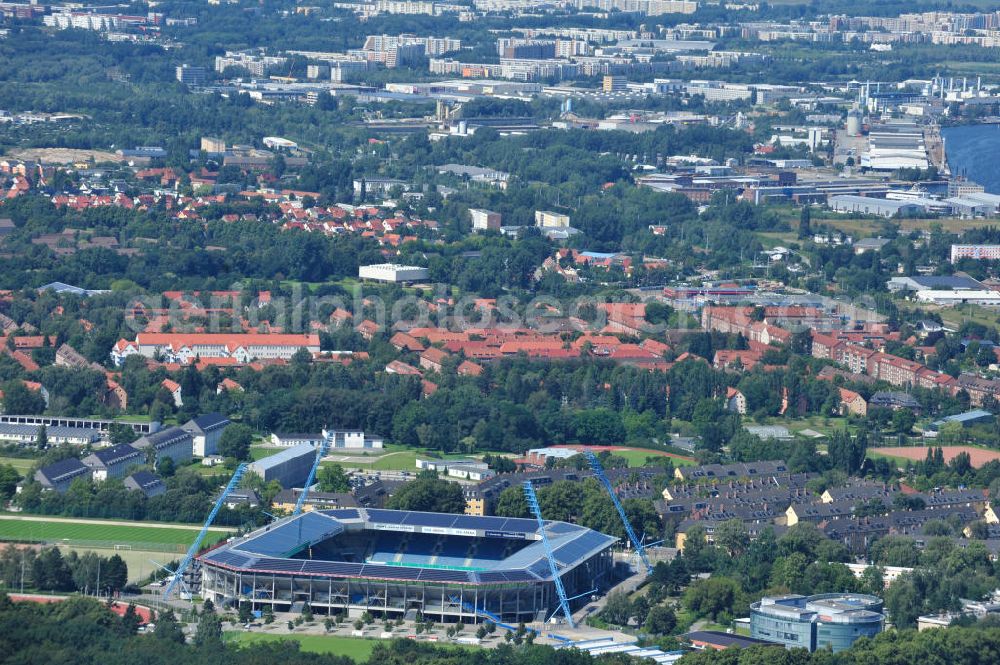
372,523,416,532
484,530,526,540
422,527,478,537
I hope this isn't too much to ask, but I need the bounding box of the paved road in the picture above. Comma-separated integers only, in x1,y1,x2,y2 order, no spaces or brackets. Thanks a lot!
572,564,648,625
0,513,231,532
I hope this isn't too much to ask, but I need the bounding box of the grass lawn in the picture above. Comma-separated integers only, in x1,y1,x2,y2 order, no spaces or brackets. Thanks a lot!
225,632,472,661
0,457,35,473
0,516,230,552
225,632,379,660
611,448,696,468
865,450,912,467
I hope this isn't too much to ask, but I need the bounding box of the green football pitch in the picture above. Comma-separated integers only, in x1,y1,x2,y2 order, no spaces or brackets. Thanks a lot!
0,516,230,552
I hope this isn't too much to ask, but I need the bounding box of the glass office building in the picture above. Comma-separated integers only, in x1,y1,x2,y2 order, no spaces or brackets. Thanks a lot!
750,593,884,652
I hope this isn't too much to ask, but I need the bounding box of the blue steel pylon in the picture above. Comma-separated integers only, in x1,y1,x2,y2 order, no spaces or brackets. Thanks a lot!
522,480,574,627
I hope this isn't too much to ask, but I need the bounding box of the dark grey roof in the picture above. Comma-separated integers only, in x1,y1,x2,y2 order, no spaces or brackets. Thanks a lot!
125,470,163,492
133,426,191,450
37,458,88,484
684,631,779,649
870,391,920,408
183,413,230,434
86,443,142,467
909,276,983,290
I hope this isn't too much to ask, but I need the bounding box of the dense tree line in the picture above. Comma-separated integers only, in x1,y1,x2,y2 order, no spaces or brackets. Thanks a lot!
0,545,128,594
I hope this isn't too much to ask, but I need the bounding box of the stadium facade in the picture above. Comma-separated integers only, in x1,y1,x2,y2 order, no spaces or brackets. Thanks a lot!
199,508,617,623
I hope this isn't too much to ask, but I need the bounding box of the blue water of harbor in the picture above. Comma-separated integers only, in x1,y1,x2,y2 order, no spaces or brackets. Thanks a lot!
943,124,1000,194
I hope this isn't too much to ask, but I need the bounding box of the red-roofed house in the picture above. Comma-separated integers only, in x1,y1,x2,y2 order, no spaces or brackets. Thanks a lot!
104,377,128,411
725,387,747,414
390,332,425,352
161,379,183,407
838,388,867,417
216,378,244,394
457,360,483,377
385,360,422,376
713,349,763,372
419,347,450,372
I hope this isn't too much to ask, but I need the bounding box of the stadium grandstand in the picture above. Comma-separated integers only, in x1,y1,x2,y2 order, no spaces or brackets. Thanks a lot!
199,508,617,624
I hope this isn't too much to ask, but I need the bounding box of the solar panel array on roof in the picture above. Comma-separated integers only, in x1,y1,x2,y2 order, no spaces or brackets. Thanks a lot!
201,509,615,584
204,550,253,568
553,531,613,566
361,564,423,580
362,510,542,536
303,561,365,576
419,569,473,583
323,509,361,520
475,571,510,583
527,559,553,579
238,512,343,557
545,521,579,534
255,558,307,573
496,517,540,533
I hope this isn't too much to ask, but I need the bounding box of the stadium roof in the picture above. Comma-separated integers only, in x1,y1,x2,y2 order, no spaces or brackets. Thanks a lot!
200,508,617,585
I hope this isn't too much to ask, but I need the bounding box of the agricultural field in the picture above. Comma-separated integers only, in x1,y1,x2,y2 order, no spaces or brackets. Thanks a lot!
0,514,231,553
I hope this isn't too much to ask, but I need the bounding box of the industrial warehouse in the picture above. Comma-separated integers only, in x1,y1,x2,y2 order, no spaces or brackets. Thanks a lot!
198,508,617,624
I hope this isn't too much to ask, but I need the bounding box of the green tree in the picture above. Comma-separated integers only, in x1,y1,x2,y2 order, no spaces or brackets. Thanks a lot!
102,554,128,593
644,604,677,635
683,576,741,622
798,205,811,239
714,519,750,558
600,592,633,626
0,464,21,501
317,463,350,493
494,485,529,518
194,612,223,648
386,477,466,513
154,610,185,643
2,381,46,415
219,423,254,461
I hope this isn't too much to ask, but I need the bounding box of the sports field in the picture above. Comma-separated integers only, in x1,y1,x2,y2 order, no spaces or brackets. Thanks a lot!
0,515,231,553
224,633,378,660
548,445,696,467
225,632,473,661
869,445,1000,469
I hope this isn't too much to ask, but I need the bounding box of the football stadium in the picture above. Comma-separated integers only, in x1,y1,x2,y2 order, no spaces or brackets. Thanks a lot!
199,508,618,623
